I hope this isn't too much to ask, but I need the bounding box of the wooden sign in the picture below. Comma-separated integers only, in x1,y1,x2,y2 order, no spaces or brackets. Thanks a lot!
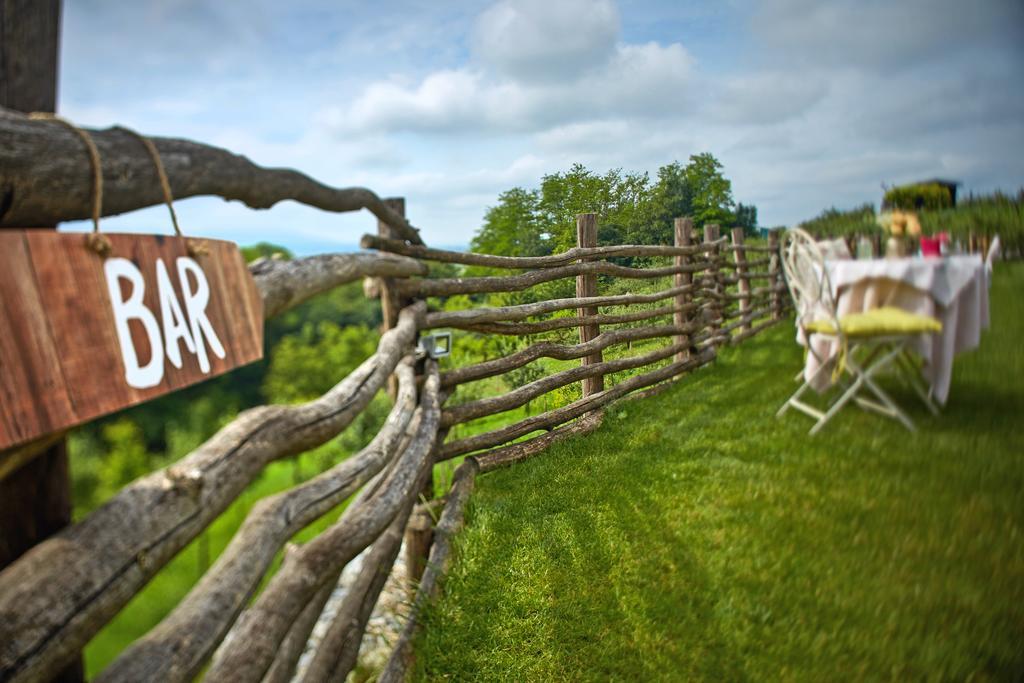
0,231,264,450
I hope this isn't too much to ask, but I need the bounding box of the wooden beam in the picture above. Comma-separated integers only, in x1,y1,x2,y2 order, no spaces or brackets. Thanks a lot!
0,109,423,244
361,233,712,268
0,4,84,681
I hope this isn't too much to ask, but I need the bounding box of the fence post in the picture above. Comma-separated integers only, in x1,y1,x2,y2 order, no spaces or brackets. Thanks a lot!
730,227,751,332
404,503,434,588
377,197,435,581
377,197,406,399
576,213,603,396
1,5,84,683
768,229,783,320
674,217,694,362
704,223,722,350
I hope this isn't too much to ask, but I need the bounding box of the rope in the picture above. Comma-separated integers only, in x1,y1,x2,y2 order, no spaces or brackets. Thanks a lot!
27,114,208,258
113,126,181,237
115,125,208,258
28,112,111,256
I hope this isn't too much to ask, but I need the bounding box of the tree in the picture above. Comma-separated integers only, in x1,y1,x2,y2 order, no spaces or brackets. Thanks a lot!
536,164,649,252
263,322,378,404
734,202,758,236
634,161,692,245
682,153,735,228
241,242,294,263
471,187,545,259
468,155,748,257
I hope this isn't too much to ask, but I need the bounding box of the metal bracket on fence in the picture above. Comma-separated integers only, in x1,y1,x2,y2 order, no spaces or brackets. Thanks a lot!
417,331,452,359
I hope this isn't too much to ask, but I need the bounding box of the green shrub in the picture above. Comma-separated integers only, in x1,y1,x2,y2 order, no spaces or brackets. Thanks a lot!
799,203,879,239
884,183,953,211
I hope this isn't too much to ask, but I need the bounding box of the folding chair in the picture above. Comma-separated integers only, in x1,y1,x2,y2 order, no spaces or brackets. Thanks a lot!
985,235,1001,287
776,228,942,435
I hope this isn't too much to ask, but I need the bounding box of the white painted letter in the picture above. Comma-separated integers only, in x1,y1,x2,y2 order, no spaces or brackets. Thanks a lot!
177,257,226,373
156,258,196,369
104,257,165,388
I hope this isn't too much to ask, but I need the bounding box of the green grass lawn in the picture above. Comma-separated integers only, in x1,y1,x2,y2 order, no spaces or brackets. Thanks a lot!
414,262,1024,681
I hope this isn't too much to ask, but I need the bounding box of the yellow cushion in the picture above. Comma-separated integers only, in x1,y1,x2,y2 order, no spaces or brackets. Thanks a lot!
805,307,942,337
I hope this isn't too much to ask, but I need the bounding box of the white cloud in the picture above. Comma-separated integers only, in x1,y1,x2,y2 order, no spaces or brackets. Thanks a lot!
753,0,1024,72
57,0,1024,249
329,40,694,135
709,72,828,125
473,0,619,82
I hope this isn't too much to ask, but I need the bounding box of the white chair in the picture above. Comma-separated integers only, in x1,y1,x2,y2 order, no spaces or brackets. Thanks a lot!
777,228,942,435
985,235,1001,287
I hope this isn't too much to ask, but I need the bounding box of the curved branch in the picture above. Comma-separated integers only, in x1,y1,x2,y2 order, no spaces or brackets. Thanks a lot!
0,304,424,683
205,363,443,683
378,458,478,683
422,284,694,329
438,348,716,460
361,234,712,268
456,303,710,336
299,483,415,682
442,341,686,427
476,411,606,472
0,108,422,244
251,252,428,319
98,361,419,683
440,324,690,388
395,259,720,298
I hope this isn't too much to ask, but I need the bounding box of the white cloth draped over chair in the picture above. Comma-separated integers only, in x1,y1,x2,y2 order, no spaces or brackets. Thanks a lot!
803,255,988,404
778,228,943,435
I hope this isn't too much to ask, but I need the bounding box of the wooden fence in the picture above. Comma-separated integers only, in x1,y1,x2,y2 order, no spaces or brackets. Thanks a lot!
0,112,792,683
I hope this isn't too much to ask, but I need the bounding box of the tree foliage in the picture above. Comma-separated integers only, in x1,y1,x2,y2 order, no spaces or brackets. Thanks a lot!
799,203,880,238
734,202,758,236
471,155,748,257
884,183,953,211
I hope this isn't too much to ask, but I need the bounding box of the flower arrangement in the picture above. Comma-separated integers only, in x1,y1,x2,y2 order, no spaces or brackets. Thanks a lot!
877,210,921,258
877,209,922,238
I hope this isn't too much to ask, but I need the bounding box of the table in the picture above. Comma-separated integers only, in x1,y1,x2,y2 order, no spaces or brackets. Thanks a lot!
801,255,989,404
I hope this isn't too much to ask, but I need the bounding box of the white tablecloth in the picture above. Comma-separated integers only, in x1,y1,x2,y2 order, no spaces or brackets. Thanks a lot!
801,255,989,404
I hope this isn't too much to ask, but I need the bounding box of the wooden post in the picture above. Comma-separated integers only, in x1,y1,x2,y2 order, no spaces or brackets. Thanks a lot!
872,232,882,258
674,217,693,362
378,197,436,576
576,213,603,396
404,503,434,588
1,0,61,112
703,223,722,350
768,229,783,320
0,2,84,681
730,227,751,332
377,197,406,399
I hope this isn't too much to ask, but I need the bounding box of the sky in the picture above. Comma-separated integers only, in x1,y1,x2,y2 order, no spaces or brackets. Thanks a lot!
58,0,1024,254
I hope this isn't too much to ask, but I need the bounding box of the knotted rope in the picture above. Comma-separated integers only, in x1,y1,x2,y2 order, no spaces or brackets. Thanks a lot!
28,114,207,257
28,112,111,256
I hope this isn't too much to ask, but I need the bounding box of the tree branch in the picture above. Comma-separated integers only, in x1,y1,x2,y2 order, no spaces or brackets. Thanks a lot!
205,362,443,683
0,108,422,244
251,252,428,319
98,361,419,683
0,304,424,683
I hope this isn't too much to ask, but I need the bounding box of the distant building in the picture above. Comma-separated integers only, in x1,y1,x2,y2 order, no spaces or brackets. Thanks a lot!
883,179,961,209
914,178,960,206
